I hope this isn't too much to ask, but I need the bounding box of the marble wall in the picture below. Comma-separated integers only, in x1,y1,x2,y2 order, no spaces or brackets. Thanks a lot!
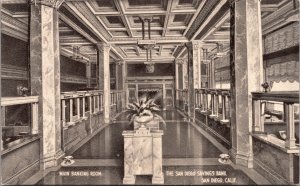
253,137,299,184
1,138,40,184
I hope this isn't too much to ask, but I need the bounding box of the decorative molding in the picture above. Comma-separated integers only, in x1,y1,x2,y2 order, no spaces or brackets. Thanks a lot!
60,47,90,64
175,58,184,65
1,12,28,36
1,24,28,42
1,64,28,80
108,36,188,43
30,0,65,9
96,43,111,53
61,75,88,84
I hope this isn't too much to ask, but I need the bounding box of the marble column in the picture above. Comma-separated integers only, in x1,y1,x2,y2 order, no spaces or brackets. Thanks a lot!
30,1,64,169
229,0,263,168
115,61,124,110
186,41,202,121
86,61,92,88
175,59,184,105
210,58,215,88
182,59,188,89
121,61,126,109
96,43,111,124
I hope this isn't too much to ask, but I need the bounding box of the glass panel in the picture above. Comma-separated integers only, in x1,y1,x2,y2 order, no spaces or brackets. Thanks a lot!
80,98,83,117
85,97,89,111
65,99,70,122
72,99,77,116
91,97,94,113
2,104,32,148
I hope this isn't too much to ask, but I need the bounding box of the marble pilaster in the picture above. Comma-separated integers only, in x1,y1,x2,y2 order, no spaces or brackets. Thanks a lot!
121,61,127,109
30,3,64,169
175,58,184,98
86,61,92,88
186,41,202,121
210,58,215,88
96,43,111,124
229,0,263,168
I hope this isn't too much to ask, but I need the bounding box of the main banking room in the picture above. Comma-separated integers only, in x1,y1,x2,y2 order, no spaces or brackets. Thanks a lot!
1,0,299,185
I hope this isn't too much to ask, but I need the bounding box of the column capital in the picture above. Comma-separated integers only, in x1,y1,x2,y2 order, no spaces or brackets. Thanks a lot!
175,58,185,65
30,0,65,9
96,43,111,53
185,41,204,50
114,60,124,66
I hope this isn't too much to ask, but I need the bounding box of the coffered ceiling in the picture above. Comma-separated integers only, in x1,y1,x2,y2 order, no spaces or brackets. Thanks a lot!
1,0,297,63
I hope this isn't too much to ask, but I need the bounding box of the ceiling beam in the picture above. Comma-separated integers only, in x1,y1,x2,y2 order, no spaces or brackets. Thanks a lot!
199,11,229,41
162,0,174,37
65,2,123,60
114,0,133,37
183,0,207,36
261,4,279,12
59,13,96,44
191,0,228,40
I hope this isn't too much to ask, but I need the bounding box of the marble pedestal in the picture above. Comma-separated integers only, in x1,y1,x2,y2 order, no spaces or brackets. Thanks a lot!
122,126,164,184
133,117,159,131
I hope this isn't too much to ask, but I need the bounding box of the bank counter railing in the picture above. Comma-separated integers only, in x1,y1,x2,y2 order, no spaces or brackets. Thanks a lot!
61,90,104,129
1,96,39,153
252,91,299,150
195,88,231,125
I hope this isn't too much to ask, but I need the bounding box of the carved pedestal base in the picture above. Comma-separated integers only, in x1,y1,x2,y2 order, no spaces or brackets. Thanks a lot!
123,175,136,184
152,174,164,184
122,126,164,184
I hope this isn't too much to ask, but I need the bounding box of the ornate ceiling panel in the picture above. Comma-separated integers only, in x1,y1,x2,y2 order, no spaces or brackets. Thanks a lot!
1,0,294,62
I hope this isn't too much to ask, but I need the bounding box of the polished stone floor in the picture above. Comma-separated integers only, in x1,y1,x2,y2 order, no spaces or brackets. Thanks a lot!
36,110,259,185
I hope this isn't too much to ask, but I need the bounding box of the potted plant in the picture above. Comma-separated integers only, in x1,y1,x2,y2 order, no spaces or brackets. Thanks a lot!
125,96,166,130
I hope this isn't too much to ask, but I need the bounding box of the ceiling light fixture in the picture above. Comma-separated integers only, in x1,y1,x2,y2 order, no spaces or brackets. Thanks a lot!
137,16,156,73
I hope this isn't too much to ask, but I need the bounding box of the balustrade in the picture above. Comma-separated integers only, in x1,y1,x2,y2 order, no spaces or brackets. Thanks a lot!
1,96,39,150
195,88,231,125
252,91,299,150
61,90,103,129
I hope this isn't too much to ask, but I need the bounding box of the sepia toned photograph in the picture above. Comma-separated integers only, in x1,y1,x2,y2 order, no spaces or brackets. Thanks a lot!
0,0,299,185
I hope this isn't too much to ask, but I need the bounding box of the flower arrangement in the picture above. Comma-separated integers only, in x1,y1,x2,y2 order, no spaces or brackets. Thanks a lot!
125,96,166,128
17,86,29,96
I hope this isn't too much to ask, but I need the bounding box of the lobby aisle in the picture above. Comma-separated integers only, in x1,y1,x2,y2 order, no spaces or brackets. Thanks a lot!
36,110,256,185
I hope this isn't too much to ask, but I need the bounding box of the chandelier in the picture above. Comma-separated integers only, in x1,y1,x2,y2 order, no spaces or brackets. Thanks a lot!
137,17,156,73
70,46,84,61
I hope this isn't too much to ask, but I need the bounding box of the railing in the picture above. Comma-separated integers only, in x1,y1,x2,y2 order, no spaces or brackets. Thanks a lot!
252,91,299,150
61,90,103,129
1,96,39,150
195,88,231,125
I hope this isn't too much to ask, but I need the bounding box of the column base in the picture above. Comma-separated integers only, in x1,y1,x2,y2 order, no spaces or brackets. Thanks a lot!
41,150,65,169
229,148,253,168
123,175,135,184
152,175,164,184
104,118,110,124
208,114,217,119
